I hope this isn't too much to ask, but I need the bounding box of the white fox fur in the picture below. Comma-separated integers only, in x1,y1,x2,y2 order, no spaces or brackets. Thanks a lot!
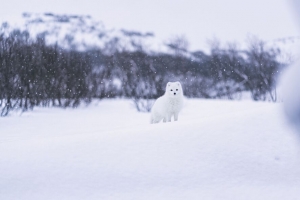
150,82,184,124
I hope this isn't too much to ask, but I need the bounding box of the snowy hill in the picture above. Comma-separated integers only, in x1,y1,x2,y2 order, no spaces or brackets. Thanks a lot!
1,13,165,52
1,99,300,200
2,13,299,58
270,36,300,63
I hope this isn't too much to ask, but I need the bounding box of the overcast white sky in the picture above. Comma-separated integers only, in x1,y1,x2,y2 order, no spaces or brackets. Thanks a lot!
1,0,299,51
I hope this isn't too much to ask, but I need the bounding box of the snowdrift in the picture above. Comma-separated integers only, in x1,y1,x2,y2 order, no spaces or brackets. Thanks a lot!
1,99,300,200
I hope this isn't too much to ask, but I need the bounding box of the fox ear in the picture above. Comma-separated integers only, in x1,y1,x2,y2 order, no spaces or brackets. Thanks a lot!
176,81,181,86
167,82,171,87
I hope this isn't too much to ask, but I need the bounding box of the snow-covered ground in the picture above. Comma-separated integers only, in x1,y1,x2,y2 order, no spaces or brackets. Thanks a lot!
1,99,300,200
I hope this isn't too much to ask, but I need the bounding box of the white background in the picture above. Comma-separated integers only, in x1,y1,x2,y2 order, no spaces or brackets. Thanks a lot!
1,0,299,51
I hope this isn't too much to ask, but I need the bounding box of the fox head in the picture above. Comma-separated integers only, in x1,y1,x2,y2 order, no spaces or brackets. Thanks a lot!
165,82,183,98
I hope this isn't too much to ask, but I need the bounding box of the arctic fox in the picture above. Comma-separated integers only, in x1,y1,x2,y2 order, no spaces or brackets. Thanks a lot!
150,82,184,124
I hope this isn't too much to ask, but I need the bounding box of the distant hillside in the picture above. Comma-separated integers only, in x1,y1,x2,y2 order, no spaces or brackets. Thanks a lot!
1,13,164,53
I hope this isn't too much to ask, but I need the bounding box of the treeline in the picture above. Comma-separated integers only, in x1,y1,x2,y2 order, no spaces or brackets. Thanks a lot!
0,29,283,116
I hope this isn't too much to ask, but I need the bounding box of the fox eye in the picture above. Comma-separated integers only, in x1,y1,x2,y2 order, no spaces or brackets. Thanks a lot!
171,89,173,91
176,89,178,91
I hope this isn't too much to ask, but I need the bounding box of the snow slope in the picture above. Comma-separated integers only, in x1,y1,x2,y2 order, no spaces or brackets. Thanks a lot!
1,99,300,200
1,13,165,53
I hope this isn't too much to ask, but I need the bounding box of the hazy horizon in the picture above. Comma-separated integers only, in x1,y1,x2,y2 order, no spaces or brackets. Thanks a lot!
1,0,299,51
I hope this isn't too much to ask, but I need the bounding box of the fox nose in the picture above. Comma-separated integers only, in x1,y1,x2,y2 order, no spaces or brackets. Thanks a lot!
174,92,176,95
